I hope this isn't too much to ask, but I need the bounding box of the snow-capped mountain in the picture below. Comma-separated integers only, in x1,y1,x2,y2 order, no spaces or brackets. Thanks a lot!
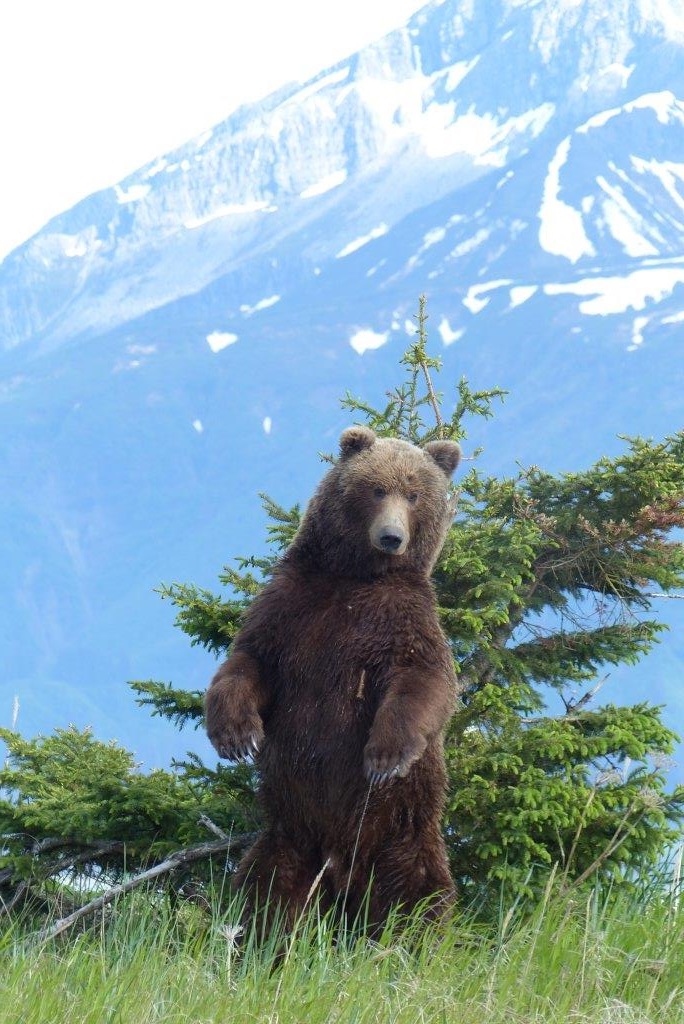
3,0,684,351
1,0,683,768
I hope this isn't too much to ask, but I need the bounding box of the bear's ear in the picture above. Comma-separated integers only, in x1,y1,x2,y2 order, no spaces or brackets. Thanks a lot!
424,440,461,478
339,425,376,459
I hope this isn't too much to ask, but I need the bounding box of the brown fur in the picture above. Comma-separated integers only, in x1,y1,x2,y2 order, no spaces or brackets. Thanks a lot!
205,427,462,929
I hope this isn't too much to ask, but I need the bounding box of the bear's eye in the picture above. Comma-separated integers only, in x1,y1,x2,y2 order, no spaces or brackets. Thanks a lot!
374,487,387,499
408,492,419,504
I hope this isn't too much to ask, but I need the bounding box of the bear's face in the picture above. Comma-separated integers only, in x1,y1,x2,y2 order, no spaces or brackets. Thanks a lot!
290,426,461,579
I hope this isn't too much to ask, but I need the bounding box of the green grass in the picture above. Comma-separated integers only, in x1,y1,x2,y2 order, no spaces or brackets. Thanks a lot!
1,885,683,1024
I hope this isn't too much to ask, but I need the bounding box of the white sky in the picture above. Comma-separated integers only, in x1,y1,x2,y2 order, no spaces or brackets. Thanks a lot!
0,0,425,262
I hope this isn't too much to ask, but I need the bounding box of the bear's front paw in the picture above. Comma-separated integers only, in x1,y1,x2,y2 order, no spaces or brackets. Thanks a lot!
208,716,264,762
363,732,427,787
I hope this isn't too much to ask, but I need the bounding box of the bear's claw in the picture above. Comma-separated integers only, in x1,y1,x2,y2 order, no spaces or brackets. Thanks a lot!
364,732,427,785
368,766,401,788
216,733,261,762
210,719,264,762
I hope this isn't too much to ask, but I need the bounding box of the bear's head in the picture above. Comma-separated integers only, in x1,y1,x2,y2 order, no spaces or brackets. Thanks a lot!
289,426,461,579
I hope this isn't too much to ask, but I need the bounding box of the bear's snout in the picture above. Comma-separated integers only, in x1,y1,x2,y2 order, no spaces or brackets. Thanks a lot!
379,529,405,553
370,497,410,556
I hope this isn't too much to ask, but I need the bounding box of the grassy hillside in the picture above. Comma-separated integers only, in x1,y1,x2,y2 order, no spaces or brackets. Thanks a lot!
2,881,683,1024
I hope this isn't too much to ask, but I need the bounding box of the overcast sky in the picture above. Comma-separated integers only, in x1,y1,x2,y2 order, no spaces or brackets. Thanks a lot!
0,0,425,261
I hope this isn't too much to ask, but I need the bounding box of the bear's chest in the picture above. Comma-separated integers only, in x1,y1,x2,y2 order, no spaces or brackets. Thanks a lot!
258,570,433,776
270,576,419,695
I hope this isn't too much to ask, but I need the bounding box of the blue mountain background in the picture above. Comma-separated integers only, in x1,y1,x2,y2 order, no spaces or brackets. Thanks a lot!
1,0,682,777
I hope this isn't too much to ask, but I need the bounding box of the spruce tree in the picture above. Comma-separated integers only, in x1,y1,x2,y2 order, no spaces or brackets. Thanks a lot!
2,298,683,917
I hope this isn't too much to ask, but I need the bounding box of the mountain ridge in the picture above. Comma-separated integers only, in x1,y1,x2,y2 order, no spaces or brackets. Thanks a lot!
3,0,684,352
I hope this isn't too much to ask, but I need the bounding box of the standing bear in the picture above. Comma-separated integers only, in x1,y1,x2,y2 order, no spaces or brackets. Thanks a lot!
206,426,462,928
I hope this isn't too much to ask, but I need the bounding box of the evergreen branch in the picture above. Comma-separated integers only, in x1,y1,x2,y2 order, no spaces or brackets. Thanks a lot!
129,680,205,728
156,582,242,652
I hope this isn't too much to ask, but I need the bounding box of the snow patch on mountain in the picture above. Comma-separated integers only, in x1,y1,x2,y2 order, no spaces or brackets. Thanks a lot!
578,91,684,141
463,280,513,314
628,315,649,350
59,229,102,259
127,344,156,355
240,295,281,316
288,66,350,106
444,56,480,92
597,176,659,256
185,201,275,230
644,0,684,39
426,227,450,248
510,285,538,308
206,330,238,352
632,157,684,213
544,265,684,315
336,225,388,258
539,137,596,263
449,227,492,261
113,355,143,372
114,183,151,203
629,90,684,124
437,317,464,345
603,63,634,88
422,102,554,163
578,106,624,134
349,328,388,354
194,129,214,149
143,157,168,178
300,170,347,199
405,216,465,270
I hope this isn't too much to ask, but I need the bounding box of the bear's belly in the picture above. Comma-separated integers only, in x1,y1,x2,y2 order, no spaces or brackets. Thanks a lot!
258,688,378,835
263,659,381,778
261,594,389,790
254,573,428,812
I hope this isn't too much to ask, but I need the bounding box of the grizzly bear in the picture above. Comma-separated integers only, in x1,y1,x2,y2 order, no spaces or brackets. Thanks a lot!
205,426,461,928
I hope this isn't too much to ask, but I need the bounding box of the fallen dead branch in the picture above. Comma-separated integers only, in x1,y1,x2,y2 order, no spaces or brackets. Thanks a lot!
31,831,257,943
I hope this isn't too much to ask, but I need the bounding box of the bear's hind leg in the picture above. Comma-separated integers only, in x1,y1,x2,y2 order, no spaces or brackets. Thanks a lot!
335,825,454,932
371,826,455,926
233,829,328,932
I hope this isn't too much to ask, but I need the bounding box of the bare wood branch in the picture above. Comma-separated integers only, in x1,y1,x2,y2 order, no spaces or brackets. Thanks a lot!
198,814,228,840
32,837,70,855
566,807,645,891
523,675,610,726
421,361,443,436
566,674,610,715
0,880,29,917
32,832,257,943
642,592,684,600
415,293,444,436
0,839,124,888
37,843,126,882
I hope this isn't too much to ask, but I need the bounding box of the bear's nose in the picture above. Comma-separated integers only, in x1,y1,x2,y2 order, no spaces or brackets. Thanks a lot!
380,531,404,552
